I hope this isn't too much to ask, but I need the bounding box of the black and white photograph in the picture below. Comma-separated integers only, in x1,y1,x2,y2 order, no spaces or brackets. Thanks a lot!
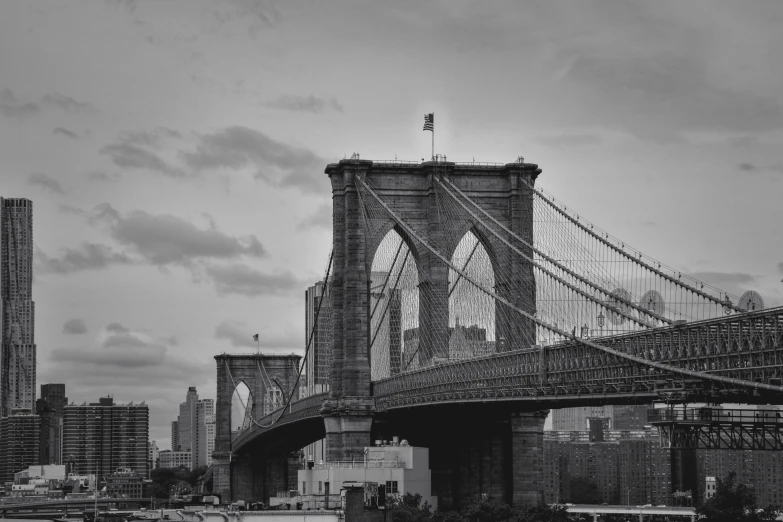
1,2,782,521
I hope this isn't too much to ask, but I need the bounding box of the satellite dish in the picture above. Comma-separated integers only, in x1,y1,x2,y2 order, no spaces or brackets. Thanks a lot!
738,291,764,312
639,290,665,317
606,288,632,326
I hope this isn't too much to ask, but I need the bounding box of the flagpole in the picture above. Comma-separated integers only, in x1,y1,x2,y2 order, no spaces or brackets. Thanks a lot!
431,129,434,161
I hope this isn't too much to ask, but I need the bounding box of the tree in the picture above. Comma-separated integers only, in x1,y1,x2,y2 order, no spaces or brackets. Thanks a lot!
697,472,777,522
568,477,602,504
150,466,193,498
388,493,436,522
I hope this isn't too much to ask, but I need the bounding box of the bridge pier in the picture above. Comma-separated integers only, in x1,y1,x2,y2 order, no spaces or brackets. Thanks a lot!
511,410,549,508
322,398,375,461
232,450,300,503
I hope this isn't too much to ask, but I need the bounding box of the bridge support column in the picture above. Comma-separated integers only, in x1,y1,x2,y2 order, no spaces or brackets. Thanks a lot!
323,400,374,461
211,452,232,503
510,410,549,508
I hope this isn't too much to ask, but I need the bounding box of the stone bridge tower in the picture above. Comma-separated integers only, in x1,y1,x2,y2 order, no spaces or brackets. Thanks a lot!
322,159,543,470
212,353,301,502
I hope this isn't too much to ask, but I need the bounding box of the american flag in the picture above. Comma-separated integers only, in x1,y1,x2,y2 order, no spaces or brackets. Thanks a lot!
423,113,434,132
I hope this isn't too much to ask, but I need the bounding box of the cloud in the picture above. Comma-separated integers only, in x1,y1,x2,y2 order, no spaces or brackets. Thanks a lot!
99,129,187,177
100,143,182,177
215,320,301,349
86,171,121,182
297,202,332,230
214,320,256,348
41,93,97,114
36,242,133,274
688,271,759,300
90,205,267,265
53,127,79,139
27,172,65,194
0,88,40,118
737,162,783,177
205,263,301,296
533,133,603,148
266,95,343,113
63,319,88,335
181,126,328,193
51,323,175,369
0,88,95,118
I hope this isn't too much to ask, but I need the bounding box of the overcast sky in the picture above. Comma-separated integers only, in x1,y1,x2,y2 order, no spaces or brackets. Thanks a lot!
1,0,782,448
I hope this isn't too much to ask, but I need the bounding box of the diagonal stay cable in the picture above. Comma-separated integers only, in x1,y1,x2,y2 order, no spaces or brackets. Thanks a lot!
357,174,783,393
369,248,411,351
370,239,404,320
438,175,665,327
241,249,334,429
529,179,743,311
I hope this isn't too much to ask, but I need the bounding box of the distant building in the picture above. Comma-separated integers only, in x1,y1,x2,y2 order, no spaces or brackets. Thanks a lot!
149,441,159,471
38,384,67,464
705,476,716,500
543,426,671,506
172,388,214,469
0,414,41,483
698,447,783,506
369,272,402,380
40,384,67,415
401,322,496,371
62,397,149,479
159,450,192,469
15,464,66,482
106,467,143,499
551,405,651,431
304,280,332,395
194,400,214,468
178,387,198,455
1,197,37,416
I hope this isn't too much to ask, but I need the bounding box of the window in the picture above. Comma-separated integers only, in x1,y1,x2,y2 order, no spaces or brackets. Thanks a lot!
302,482,306,495
386,481,399,494
318,481,322,493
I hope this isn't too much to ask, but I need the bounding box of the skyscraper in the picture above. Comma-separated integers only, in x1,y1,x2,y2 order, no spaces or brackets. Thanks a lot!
0,197,36,416
0,413,40,482
172,387,214,469
194,399,215,468
551,405,651,431
304,280,331,395
62,397,149,478
38,384,67,464
178,387,198,454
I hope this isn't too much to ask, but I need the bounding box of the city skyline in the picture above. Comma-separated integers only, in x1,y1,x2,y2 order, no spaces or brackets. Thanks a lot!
1,1,782,446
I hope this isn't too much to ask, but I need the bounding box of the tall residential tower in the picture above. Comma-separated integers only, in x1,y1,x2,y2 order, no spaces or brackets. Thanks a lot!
0,198,36,416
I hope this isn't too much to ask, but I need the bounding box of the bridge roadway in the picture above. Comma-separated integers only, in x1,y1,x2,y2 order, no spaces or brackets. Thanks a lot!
233,306,783,451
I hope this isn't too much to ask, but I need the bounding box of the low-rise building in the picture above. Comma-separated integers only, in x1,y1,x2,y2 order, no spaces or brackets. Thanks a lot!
290,443,436,510
159,450,192,469
106,467,143,498
705,476,716,500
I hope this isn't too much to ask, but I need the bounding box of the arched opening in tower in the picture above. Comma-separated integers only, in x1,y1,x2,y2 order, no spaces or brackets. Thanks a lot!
230,381,253,432
369,228,419,380
449,230,497,358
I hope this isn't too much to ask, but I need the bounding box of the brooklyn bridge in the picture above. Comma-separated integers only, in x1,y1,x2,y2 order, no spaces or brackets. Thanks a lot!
211,157,783,509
